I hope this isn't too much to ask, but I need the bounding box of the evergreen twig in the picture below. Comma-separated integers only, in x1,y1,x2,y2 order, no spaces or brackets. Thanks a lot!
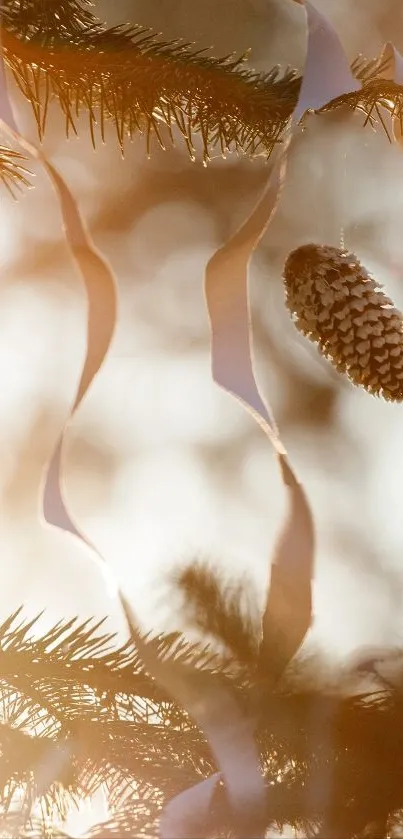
0,144,32,195
0,0,402,194
0,0,403,189
0,577,402,837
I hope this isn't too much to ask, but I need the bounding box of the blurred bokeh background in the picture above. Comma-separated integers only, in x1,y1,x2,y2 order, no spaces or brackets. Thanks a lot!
2,0,403,663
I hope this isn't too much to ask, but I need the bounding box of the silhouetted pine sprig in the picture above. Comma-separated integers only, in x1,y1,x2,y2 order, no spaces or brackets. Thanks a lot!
2,0,403,180
174,561,260,667
0,144,32,196
1,15,300,160
316,51,403,140
0,608,217,834
0,606,224,734
3,576,403,837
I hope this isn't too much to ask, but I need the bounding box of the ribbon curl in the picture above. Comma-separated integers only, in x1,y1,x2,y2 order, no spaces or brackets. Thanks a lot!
378,42,403,145
0,55,119,549
161,3,360,836
0,13,123,824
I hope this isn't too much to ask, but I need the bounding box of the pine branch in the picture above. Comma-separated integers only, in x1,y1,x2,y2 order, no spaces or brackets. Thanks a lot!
315,51,403,140
2,603,403,836
0,715,198,816
0,608,232,735
0,609,174,711
174,561,260,667
0,610,218,834
0,20,300,160
7,686,403,838
3,603,403,837
1,0,403,177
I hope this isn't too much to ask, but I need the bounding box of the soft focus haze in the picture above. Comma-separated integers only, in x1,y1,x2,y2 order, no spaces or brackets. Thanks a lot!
3,0,403,664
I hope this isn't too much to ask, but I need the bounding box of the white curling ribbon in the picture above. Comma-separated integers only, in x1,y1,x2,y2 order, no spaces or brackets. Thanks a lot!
205,141,289,456
0,21,124,828
380,42,403,85
39,156,118,542
293,1,360,124
120,595,267,839
158,5,359,839
160,774,220,839
0,36,126,640
258,455,314,679
195,4,358,835
205,0,360,470
378,42,403,145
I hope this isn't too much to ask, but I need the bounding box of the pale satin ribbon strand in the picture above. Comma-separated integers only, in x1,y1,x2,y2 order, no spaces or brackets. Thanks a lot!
377,42,403,145
204,0,360,683
39,158,118,540
121,593,267,839
0,124,119,545
380,42,403,85
0,17,121,828
156,3,362,836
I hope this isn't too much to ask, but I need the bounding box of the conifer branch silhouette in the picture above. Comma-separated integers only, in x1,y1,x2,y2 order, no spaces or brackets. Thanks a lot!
0,583,403,837
0,1,300,161
174,561,260,668
2,0,403,182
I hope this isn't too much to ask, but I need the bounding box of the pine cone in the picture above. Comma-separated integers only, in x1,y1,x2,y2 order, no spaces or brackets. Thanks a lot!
282,243,403,402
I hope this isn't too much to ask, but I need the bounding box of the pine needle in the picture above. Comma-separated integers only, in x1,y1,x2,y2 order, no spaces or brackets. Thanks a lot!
0,144,32,196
